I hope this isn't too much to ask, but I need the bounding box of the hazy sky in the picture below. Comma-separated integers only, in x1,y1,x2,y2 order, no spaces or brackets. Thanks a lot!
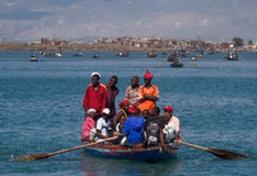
0,0,257,42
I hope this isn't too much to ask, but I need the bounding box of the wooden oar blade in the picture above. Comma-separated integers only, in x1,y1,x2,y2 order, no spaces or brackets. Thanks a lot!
15,153,50,161
209,148,248,160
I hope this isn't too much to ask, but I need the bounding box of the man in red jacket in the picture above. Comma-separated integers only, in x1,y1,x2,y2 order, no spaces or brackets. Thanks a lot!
83,72,107,113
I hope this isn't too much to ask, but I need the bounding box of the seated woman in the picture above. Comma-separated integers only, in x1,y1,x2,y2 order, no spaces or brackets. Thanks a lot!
81,108,97,143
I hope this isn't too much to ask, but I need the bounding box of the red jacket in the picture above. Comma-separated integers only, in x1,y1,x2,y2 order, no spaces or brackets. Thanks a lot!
83,83,107,113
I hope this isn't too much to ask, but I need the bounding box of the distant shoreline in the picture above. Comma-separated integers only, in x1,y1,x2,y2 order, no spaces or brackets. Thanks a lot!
0,37,256,53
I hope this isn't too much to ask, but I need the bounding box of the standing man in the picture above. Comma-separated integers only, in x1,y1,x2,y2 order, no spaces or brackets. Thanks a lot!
83,72,107,113
106,75,119,118
125,75,142,106
138,70,159,112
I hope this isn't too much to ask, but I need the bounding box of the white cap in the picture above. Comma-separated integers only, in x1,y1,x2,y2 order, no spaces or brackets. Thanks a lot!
102,108,110,115
87,108,96,114
91,72,101,78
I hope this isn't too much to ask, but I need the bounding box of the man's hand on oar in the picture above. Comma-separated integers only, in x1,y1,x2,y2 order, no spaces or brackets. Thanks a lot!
15,136,118,161
179,140,248,160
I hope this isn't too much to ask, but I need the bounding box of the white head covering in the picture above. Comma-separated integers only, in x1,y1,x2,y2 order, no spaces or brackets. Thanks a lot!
102,108,110,115
87,108,96,114
91,72,101,78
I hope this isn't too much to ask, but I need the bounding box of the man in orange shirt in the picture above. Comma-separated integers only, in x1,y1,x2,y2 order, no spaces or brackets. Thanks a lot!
138,70,159,112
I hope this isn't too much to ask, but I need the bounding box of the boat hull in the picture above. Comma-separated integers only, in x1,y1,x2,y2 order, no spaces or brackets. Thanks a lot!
84,144,178,162
170,63,183,68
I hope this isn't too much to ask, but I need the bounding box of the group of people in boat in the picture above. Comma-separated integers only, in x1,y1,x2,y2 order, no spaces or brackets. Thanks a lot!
81,70,181,149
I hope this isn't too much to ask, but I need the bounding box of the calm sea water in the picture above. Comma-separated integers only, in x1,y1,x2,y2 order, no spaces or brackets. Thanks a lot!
0,51,257,176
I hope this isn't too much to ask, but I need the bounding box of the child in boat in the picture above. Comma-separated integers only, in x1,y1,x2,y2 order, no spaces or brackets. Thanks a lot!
81,108,97,142
95,108,112,141
121,105,145,147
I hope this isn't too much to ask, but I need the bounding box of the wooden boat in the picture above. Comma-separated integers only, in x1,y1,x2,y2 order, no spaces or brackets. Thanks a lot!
84,144,178,162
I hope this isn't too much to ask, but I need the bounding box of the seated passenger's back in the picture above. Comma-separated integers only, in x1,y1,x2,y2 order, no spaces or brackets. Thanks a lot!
145,116,165,147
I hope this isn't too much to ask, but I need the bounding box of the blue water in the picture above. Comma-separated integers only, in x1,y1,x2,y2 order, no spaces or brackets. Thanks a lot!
0,51,257,176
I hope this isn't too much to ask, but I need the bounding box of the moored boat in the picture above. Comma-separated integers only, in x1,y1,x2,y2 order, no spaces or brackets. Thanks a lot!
73,52,83,57
170,63,183,68
84,144,178,162
117,50,129,57
225,52,238,61
147,51,158,58
92,53,100,59
30,55,38,62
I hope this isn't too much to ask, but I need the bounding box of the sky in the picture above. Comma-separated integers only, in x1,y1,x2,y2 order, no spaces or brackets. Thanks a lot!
0,0,257,42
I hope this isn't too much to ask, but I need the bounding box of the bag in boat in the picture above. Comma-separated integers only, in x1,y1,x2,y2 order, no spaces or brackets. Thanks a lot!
146,121,160,146
163,123,177,143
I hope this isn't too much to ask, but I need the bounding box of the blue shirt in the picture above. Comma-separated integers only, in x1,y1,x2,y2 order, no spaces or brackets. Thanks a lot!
122,116,144,144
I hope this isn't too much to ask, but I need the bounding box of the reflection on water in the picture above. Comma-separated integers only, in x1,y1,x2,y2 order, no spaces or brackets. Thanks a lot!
80,152,181,176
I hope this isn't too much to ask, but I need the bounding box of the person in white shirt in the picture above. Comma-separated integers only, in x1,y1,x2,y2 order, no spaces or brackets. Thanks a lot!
161,105,181,146
96,108,112,140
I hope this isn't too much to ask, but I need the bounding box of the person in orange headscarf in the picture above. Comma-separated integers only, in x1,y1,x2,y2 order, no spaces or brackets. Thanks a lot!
137,70,159,112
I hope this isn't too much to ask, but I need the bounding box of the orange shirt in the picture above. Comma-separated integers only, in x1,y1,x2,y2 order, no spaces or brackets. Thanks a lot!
138,84,159,112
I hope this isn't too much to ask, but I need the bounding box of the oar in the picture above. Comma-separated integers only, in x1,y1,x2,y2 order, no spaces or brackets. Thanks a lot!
15,136,118,161
180,141,248,160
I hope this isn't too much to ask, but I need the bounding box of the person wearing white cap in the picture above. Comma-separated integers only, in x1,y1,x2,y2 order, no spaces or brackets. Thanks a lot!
95,108,112,141
81,108,97,142
82,72,107,113
90,72,101,78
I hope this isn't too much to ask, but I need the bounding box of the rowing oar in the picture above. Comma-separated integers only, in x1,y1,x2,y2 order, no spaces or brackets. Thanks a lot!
180,141,248,160
15,136,118,161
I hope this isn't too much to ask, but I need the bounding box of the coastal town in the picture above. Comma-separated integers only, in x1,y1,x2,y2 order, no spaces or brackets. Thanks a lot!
0,36,256,53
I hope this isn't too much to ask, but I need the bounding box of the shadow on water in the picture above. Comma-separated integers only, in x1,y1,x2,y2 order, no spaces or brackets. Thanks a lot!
80,153,181,176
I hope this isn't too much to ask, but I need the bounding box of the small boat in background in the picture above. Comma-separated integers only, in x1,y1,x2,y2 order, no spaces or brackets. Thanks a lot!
179,49,189,58
30,55,38,62
225,52,238,61
84,144,178,162
117,50,129,57
55,52,63,57
147,50,158,58
92,53,100,59
167,52,179,62
73,52,83,57
170,63,183,68
170,57,183,68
